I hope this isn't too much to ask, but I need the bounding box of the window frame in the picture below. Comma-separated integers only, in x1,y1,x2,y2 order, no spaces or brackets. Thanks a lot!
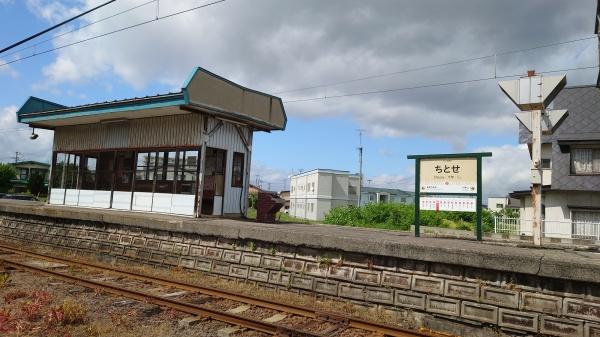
570,146,600,175
231,152,244,188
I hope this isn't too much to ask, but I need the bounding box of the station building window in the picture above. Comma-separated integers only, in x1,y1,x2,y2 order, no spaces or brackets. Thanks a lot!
232,152,244,188
176,150,199,194
51,148,201,197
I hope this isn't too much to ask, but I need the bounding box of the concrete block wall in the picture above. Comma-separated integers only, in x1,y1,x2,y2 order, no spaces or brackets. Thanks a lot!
1,212,599,337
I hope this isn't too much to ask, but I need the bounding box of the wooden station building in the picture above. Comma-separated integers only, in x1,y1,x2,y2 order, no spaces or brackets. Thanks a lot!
16,67,286,217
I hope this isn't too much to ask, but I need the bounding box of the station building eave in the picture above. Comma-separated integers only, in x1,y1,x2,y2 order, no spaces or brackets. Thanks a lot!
16,67,287,132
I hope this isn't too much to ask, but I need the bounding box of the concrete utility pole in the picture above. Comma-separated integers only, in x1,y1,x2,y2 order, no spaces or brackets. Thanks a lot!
356,129,365,207
499,70,567,246
14,152,21,163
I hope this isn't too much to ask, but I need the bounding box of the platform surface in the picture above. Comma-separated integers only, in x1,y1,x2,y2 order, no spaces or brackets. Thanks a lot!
1,199,599,283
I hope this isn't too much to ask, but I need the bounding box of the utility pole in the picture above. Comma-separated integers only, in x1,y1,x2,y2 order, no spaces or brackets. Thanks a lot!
499,70,567,246
14,152,21,163
356,129,365,207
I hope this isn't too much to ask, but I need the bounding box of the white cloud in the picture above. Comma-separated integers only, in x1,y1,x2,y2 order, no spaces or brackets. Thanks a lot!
0,106,53,164
24,0,598,146
0,59,18,79
25,0,84,23
478,144,531,199
365,144,531,199
250,163,290,192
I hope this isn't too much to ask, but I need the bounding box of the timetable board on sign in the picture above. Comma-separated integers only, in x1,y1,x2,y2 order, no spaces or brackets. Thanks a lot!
420,195,476,212
419,158,477,194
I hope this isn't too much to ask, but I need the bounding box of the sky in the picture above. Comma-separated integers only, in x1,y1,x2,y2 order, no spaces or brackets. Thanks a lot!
0,0,597,199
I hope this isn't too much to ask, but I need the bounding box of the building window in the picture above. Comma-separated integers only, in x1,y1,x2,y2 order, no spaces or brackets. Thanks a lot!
81,155,97,190
155,151,177,193
311,182,315,192
571,148,600,174
114,151,134,192
369,194,375,201
135,152,156,193
496,203,504,209
349,185,357,195
18,168,28,180
231,152,244,188
64,154,80,189
176,150,198,195
96,152,115,191
541,158,551,169
400,197,406,203
572,210,600,238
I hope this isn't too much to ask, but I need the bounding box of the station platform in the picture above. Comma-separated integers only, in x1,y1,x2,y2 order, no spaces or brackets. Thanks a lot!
1,199,599,284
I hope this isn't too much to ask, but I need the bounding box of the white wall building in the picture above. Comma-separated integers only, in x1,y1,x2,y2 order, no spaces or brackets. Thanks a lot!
487,196,519,212
289,169,359,221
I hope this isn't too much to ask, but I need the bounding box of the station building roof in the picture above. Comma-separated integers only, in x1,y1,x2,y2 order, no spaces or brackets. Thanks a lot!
16,67,286,132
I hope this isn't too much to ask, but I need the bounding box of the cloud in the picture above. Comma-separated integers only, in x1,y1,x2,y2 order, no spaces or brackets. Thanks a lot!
365,144,531,199
250,163,290,191
478,144,531,199
26,0,598,145
25,0,84,23
0,59,18,79
0,106,53,164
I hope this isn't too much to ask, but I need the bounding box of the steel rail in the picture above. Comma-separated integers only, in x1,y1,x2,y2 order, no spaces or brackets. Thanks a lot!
0,243,441,337
0,257,322,337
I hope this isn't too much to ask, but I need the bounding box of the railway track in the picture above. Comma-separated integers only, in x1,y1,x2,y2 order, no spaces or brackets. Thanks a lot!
0,243,448,337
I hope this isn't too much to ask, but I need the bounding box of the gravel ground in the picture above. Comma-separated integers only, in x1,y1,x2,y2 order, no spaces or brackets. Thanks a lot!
0,264,268,337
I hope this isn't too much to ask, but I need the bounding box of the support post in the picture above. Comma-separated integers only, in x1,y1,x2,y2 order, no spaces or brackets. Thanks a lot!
476,156,483,241
414,159,421,237
531,109,543,245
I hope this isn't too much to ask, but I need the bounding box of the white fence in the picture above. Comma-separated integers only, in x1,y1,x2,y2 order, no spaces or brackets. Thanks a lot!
493,217,600,240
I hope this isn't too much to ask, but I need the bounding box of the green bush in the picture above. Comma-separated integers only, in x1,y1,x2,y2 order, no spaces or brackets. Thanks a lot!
324,202,496,232
0,163,16,193
324,203,412,230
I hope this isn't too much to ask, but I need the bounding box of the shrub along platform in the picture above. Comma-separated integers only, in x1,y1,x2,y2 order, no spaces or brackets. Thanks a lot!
1,200,600,337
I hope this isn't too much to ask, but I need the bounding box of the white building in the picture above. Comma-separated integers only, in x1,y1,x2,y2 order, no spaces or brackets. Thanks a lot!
289,169,360,221
487,196,519,212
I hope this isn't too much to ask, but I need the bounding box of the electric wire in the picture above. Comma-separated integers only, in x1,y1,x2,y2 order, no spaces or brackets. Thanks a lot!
0,0,116,54
0,0,157,60
274,35,597,95
0,0,226,68
283,65,599,103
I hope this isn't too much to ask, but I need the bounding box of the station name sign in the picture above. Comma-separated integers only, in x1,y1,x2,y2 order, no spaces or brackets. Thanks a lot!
419,158,477,194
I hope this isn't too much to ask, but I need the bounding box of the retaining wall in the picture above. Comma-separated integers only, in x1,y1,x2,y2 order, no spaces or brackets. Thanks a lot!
0,209,599,337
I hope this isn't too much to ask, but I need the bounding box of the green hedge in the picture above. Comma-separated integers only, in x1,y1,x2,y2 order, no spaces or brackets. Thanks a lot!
323,203,494,232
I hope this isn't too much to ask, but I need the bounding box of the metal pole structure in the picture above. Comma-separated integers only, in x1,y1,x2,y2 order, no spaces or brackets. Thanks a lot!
499,70,567,246
413,159,420,237
531,108,543,245
357,129,364,207
476,156,483,241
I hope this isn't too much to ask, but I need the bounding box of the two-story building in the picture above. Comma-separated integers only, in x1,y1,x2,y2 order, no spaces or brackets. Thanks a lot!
510,85,600,238
10,161,50,194
289,169,360,221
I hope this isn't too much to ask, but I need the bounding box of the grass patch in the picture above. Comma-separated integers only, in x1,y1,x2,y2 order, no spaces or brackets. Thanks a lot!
323,203,495,232
246,207,318,224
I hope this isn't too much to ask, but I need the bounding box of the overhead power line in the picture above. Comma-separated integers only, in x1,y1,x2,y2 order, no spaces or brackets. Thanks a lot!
274,35,597,95
283,65,599,103
0,0,116,55
0,0,226,68
1,0,157,60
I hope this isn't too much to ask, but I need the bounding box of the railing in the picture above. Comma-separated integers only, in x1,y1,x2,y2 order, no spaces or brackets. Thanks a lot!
493,217,522,234
493,216,600,240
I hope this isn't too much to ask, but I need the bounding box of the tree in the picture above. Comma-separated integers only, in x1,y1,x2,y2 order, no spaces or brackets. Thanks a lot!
0,163,16,193
27,172,45,196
